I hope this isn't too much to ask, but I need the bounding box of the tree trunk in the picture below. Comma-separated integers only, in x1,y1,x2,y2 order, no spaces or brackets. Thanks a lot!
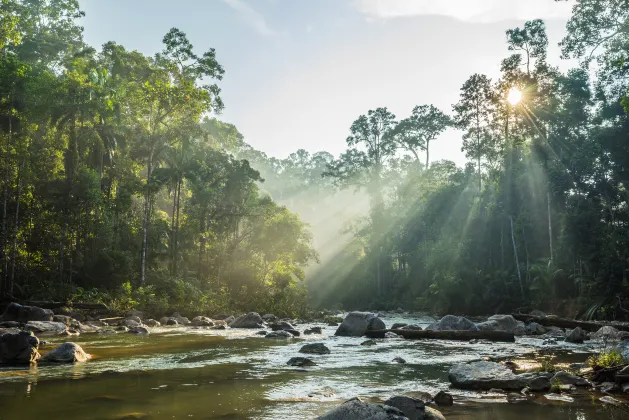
198,210,206,281
478,156,482,191
140,150,153,284
1,102,11,296
8,154,25,295
548,190,553,262
510,215,524,298
170,182,177,275
425,139,430,169
173,176,182,275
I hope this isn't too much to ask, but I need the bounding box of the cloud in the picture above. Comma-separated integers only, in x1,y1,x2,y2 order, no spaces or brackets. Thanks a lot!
353,0,573,23
220,0,275,36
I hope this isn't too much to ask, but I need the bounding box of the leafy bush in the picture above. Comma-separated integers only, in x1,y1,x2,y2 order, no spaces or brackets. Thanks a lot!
588,349,625,368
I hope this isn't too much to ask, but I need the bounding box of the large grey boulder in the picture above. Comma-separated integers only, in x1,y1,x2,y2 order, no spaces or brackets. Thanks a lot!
1,302,53,323
300,343,331,355
317,398,408,420
265,330,293,339
231,312,264,328
383,396,424,420
566,327,587,343
449,361,551,391
24,321,69,335
122,318,142,328
426,315,479,331
171,313,190,325
191,316,214,327
424,407,446,420
0,331,40,364
592,326,621,341
42,342,89,362
475,315,520,333
334,312,386,337
525,322,546,335
145,319,161,327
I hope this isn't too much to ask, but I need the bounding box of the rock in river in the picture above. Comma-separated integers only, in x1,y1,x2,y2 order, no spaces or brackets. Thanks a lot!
129,326,149,334
144,319,161,327
191,316,213,327
565,327,587,344
317,397,408,420
449,361,551,391
231,312,264,329
265,330,293,339
0,331,40,364
24,321,69,335
334,312,386,337
304,327,323,335
475,315,521,333
426,315,479,332
287,357,316,367
433,390,453,406
551,371,589,387
299,343,331,355
1,302,53,323
591,326,621,340
42,342,89,362
383,396,424,420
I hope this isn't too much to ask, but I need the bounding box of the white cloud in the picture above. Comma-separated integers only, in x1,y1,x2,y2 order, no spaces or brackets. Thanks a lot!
220,0,275,36
353,0,573,23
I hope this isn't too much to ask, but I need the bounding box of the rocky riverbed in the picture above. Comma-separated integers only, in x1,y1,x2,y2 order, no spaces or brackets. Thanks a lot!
1,303,629,419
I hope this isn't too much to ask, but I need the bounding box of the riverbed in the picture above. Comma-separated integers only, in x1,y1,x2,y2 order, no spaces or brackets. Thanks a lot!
0,313,628,419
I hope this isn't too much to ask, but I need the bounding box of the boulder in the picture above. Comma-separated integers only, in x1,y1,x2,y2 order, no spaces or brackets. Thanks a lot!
592,326,621,341
361,340,377,346
449,361,550,391
433,391,453,406
385,332,399,338
144,319,161,327
424,407,446,420
551,371,589,387
304,327,323,335
231,312,264,329
475,315,520,333
1,302,53,323
285,329,301,337
42,342,89,363
426,315,479,332
171,313,190,325
287,357,316,367
525,322,546,335
166,318,178,326
262,314,276,321
122,319,142,328
392,323,408,330
125,315,142,324
401,325,423,331
566,327,587,344
129,326,149,334
334,312,386,337
382,396,424,420
52,315,82,329
318,397,408,420
300,343,331,355
392,357,406,364
0,331,40,364
265,330,293,339
270,321,295,331
24,321,68,335
616,340,629,361
191,316,214,327
256,330,268,336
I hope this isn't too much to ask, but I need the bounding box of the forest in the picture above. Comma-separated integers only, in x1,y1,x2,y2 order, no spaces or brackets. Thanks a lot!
1,0,629,320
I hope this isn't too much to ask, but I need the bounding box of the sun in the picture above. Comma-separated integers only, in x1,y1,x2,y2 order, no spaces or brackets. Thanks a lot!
507,87,522,105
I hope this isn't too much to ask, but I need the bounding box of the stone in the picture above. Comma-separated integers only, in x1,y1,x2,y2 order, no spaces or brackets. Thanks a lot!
400,325,423,331
551,371,589,387
144,319,161,327
128,326,149,334
525,322,546,335
424,407,446,420
24,321,68,335
0,331,40,364
0,321,20,328
391,323,408,330
426,315,479,331
262,314,276,321
300,343,331,355
191,316,214,327
172,313,190,325
392,357,406,364
334,312,386,337
52,315,82,329
224,315,236,325
600,382,620,394
385,332,399,338
592,326,622,340
265,330,293,339
566,327,587,344
382,396,424,420
317,397,408,420
270,321,295,331
42,342,89,363
475,315,520,333
616,340,629,360
449,361,551,391
542,337,558,346
125,315,142,324
116,326,129,332
361,340,377,346
285,329,301,337
304,327,323,335
287,357,316,367
256,330,268,336
231,312,264,328
122,318,142,328
433,391,453,406
164,318,178,326
1,302,54,323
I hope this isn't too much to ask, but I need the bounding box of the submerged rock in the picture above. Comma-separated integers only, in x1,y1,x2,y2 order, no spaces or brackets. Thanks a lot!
287,357,316,367
391,323,408,330
383,396,423,420
128,326,149,334
42,342,89,363
565,327,587,344
300,343,331,355
0,331,40,364
426,315,479,332
191,316,213,327
304,327,323,335
392,356,406,364
449,361,551,391
334,312,386,337
1,302,53,323
361,340,377,346
270,321,295,331
231,312,264,329
317,397,408,420
265,330,293,339
551,371,589,387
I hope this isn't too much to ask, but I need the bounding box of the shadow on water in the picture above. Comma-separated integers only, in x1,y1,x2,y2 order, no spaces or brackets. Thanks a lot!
1,315,629,419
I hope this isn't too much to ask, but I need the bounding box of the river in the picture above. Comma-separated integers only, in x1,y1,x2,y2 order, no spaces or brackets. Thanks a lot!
0,313,628,419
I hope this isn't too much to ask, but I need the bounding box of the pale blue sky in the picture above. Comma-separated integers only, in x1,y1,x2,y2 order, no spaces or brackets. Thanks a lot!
79,0,575,165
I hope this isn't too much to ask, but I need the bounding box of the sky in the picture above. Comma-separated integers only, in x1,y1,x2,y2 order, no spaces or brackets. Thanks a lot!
78,0,576,166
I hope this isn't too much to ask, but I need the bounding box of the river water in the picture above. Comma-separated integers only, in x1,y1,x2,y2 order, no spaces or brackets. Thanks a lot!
0,313,628,419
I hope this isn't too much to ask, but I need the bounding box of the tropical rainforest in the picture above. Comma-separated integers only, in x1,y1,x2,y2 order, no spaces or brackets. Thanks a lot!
0,0,628,319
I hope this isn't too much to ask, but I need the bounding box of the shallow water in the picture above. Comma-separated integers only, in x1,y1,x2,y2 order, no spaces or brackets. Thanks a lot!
1,313,628,419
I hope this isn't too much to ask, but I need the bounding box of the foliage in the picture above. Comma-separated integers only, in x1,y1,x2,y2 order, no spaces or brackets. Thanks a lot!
588,349,625,369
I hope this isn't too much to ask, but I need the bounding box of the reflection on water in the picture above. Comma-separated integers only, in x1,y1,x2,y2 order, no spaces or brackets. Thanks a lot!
0,314,628,419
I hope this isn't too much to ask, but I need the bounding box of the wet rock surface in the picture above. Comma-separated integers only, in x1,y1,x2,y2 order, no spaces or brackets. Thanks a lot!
0,330,40,364
449,361,551,391
334,312,386,337
318,397,408,420
426,315,479,332
42,342,89,363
